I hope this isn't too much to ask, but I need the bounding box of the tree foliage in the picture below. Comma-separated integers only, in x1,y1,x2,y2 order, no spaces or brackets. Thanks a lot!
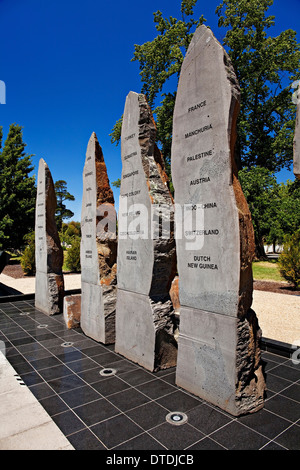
0,124,36,250
216,0,300,171
239,168,300,257
110,0,206,169
54,180,75,231
278,231,300,288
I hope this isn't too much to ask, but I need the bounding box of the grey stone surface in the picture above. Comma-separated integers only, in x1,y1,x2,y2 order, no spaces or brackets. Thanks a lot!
35,159,64,315
293,82,300,179
80,132,117,344
171,25,265,415
115,91,177,372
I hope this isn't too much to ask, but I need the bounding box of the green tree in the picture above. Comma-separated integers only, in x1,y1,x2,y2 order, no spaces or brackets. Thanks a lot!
54,180,75,231
239,168,300,257
110,0,206,173
216,0,300,171
278,231,300,289
0,124,36,250
111,0,300,175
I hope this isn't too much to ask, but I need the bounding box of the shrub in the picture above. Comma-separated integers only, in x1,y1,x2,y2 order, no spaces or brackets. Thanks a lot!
65,237,81,273
278,232,300,289
20,232,35,275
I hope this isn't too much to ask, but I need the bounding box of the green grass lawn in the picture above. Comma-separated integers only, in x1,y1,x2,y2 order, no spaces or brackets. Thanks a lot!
252,260,285,282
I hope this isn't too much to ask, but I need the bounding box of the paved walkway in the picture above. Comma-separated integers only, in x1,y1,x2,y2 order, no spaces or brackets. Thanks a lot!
1,272,299,346
0,351,73,450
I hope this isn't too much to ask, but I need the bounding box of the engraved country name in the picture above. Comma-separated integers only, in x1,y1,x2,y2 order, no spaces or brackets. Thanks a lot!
187,149,212,162
123,170,139,179
188,100,206,112
124,151,137,160
185,124,212,139
190,176,210,185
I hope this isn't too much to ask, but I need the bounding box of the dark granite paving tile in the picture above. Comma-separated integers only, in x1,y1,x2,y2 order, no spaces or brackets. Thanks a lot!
266,373,294,393
23,347,54,362
67,428,106,450
186,437,226,450
187,403,233,435
269,364,300,383
136,378,177,400
21,370,45,386
73,398,121,426
119,368,155,386
91,414,144,449
39,394,69,416
12,359,34,375
210,421,270,450
238,408,292,440
38,363,73,381
9,335,36,347
156,390,202,413
114,432,166,450
106,359,138,375
261,441,287,450
264,393,300,422
55,349,85,363
29,355,62,371
280,383,300,402
59,384,102,408
79,344,109,357
106,387,151,412
64,356,100,373
274,424,300,450
92,351,125,367
51,409,86,435
29,381,56,400
47,373,87,394
77,366,104,384
148,422,204,450
126,401,169,431
159,371,176,386
92,376,130,397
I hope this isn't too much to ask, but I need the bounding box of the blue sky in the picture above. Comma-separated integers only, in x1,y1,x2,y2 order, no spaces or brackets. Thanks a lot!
0,0,299,222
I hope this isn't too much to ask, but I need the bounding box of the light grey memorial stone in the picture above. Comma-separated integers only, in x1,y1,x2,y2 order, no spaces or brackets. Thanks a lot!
115,91,178,372
171,25,266,416
80,132,117,344
35,158,64,315
293,81,300,179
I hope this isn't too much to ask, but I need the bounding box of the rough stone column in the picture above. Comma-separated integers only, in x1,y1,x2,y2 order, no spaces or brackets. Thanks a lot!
293,82,300,179
171,25,266,416
80,132,117,344
35,158,64,315
115,92,178,372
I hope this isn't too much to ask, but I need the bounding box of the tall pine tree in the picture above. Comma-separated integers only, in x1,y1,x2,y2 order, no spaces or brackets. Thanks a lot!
0,124,36,250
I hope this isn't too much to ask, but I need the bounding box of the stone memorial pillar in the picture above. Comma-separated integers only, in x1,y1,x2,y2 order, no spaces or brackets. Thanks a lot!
35,158,64,315
171,25,265,416
293,81,300,179
80,132,117,344
115,92,178,372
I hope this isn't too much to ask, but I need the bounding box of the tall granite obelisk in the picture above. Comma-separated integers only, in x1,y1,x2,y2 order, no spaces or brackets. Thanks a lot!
35,158,64,315
171,25,265,416
80,132,117,344
115,92,178,372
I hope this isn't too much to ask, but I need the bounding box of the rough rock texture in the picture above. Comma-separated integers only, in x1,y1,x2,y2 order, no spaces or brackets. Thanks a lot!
35,159,64,316
115,92,177,372
171,25,265,415
63,294,81,329
294,83,300,179
80,132,117,344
